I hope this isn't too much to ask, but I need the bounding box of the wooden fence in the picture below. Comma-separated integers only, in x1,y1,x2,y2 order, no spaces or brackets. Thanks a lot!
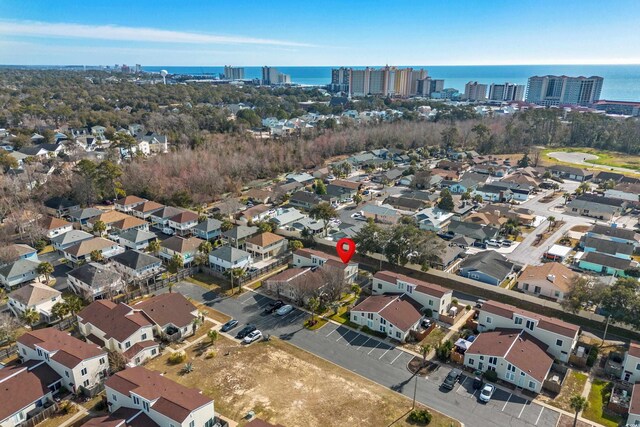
19,403,58,427
0,344,17,361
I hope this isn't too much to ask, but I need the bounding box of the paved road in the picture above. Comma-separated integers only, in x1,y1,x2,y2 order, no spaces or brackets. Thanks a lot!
173,282,561,427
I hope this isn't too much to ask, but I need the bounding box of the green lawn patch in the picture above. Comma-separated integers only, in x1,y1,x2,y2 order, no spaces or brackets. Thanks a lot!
38,245,54,255
582,379,624,427
304,318,327,330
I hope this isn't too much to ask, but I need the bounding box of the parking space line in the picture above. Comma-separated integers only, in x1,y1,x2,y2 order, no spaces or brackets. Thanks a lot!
471,388,479,399
501,393,512,412
357,337,372,350
368,341,382,355
239,294,255,304
456,376,467,393
289,312,305,323
378,347,391,360
535,406,544,425
518,401,528,418
336,332,345,342
389,352,403,365
326,327,338,338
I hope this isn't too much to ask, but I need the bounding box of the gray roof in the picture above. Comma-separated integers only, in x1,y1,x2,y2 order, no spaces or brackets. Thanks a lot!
222,225,258,240
194,218,223,233
590,225,638,241
209,246,251,263
68,207,103,221
447,219,500,241
9,282,61,306
0,259,40,279
581,236,634,256
111,250,162,270
581,252,632,270
475,184,513,195
50,230,93,246
460,251,515,280
361,204,398,217
117,229,156,244
149,206,184,220
68,262,122,288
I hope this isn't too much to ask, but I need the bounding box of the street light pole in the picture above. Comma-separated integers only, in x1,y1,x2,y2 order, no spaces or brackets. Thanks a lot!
412,374,418,410
601,314,611,347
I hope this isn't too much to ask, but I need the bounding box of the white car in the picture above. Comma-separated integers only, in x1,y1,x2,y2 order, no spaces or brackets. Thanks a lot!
243,330,262,344
276,304,293,316
486,239,500,247
479,384,495,403
162,227,175,235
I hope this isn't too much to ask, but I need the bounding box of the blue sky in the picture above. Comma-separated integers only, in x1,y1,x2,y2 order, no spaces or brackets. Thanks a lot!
1,0,639,66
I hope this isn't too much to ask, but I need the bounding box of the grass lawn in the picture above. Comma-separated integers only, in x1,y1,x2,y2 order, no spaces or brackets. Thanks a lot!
543,147,640,174
193,302,232,324
547,370,588,412
419,326,447,349
185,273,225,290
146,336,460,427
304,317,328,330
582,379,624,427
38,244,55,255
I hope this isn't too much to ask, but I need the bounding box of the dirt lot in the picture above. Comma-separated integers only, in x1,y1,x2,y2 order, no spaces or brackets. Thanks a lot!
146,336,460,427
544,370,588,412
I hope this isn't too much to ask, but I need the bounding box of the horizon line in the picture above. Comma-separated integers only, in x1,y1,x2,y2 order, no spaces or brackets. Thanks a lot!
2,63,640,68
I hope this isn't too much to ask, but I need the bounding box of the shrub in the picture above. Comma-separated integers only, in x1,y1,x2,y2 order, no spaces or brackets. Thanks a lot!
586,346,599,367
483,370,498,382
180,362,194,374
423,308,433,318
435,340,453,362
205,349,217,359
408,409,432,425
59,400,78,415
168,351,186,365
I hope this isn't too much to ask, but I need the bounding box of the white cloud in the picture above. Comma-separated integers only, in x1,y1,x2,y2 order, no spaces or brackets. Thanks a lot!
0,20,315,47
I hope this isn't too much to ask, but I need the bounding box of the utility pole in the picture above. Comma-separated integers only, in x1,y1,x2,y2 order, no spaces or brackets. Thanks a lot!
601,314,611,347
412,374,418,410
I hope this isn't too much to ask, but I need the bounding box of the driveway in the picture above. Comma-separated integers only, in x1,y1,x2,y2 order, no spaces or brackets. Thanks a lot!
176,282,562,427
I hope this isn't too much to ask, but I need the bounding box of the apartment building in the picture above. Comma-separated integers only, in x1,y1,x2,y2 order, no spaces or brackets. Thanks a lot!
525,75,603,106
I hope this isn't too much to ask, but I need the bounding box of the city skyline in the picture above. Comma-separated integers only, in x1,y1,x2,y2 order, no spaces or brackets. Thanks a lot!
1,0,640,66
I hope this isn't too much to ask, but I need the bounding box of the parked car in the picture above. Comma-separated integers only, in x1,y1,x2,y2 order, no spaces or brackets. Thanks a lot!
421,318,432,329
441,368,461,390
363,190,370,195
161,227,175,235
473,374,484,390
479,384,495,403
276,304,293,316
264,300,285,314
243,330,263,344
501,239,513,247
235,324,256,339
487,239,500,247
475,299,486,309
221,319,239,332
327,174,336,181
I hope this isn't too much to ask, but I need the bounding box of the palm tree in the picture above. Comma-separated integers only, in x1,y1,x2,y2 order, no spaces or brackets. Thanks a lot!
36,262,54,286
307,297,320,323
90,249,104,263
63,294,83,317
547,216,556,231
168,254,183,275
207,330,218,346
147,239,161,255
419,344,432,368
51,301,70,320
309,202,337,236
577,182,591,195
569,395,588,427
563,192,571,205
198,241,213,255
92,220,107,237
225,268,246,295
21,308,40,328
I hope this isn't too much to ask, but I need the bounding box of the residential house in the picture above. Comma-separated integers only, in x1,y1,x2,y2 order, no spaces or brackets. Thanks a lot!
459,251,515,286
130,200,164,219
326,179,360,202
372,271,453,319
44,196,80,217
566,194,626,220
221,225,259,249
245,188,273,205
414,207,454,232
77,300,157,366
104,367,215,427
285,172,315,184
148,206,185,228
67,207,103,226
605,183,640,203
85,211,132,233
587,224,639,248
208,246,252,273
350,294,423,342
62,237,124,265
239,204,272,225
270,208,306,228
477,204,536,226
593,171,626,184
463,329,553,393
51,230,94,252
473,184,513,202
109,215,149,236
292,248,358,283
264,268,319,303
7,282,62,324
477,300,580,362
490,181,534,201
167,211,199,236
289,191,331,210
577,251,632,276
42,216,73,239
3,243,37,261
117,229,157,250
110,250,164,280
432,245,465,270
517,262,576,301
447,219,500,242
0,258,42,290
68,262,125,300
114,195,147,213
621,342,640,383
134,293,199,340
290,217,326,235
448,172,488,194
360,204,400,224
628,384,640,426
17,328,108,394
385,196,426,212
372,168,405,184
580,235,634,259
193,218,223,241
549,165,593,182
159,236,203,266
0,361,63,427
245,232,288,261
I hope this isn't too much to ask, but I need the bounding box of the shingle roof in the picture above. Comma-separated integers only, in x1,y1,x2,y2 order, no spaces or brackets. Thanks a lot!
209,246,251,263
92,210,131,225
519,262,576,293
117,229,156,244
168,211,199,224
631,383,640,416
374,270,450,297
460,251,515,281
111,250,162,271
112,216,148,231
193,218,223,233
352,294,423,332
222,225,258,240
581,251,632,270
68,207,103,221
590,224,638,240
160,236,203,254
629,341,640,358
134,293,197,329
18,327,105,369
582,236,634,256
481,300,580,338
131,200,165,214
0,258,40,279
65,237,116,257
149,206,185,220
8,282,61,306
105,366,212,423
68,262,122,288
42,216,71,231
246,232,285,247
116,195,146,206
50,230,93,247
78,300,152,342
0,364,62,422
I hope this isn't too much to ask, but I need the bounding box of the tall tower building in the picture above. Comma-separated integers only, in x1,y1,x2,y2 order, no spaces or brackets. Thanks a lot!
525,75,603,106
464,81,488,101
488,82,525,102
331,67,351,92
224,66,245,80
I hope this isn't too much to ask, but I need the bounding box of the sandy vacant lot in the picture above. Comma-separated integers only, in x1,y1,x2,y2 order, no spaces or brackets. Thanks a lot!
146,336,459,427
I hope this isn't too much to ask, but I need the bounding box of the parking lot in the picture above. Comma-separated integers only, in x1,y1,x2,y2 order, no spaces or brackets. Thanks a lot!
186,285,562,427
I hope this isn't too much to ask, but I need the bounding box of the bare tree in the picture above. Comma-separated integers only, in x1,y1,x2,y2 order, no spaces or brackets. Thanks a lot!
0,313,22,344
319,266,348,303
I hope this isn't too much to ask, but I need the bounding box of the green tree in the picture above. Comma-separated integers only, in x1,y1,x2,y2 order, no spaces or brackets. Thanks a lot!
36,262,54,286
384,222,443,270
207,329,219,346
315,179,327,195
547,216,556,231
309,202,337,236
221,220,234,232
225,267,246,295
147,239,161,255
600,278,640,328
569,395,587,427
257,221,273,233
441,126,459,149
307,296,320,323
437,188,455,211
62,294,83,316
168,254,184,275
353,193,363,204
352,220,385,256
51,301,70,320
92,220,107,237
90,250,104,263
198,241,213,255
461,191,471,201
21,308,40,328
517,153,530,168
112,132,138,161
419,344,432,368
290,240,304,251
473,194,484,204
576,182,591,195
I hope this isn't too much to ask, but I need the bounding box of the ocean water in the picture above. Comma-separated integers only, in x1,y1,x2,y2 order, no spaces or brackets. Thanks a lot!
143,64,640,101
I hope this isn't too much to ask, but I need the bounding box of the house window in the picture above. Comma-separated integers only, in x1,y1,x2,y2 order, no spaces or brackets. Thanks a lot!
151,349,157,355
99,358,105,365
488,357,497,365
468,358,474,365
528,381,536,389
143,401,149,412
636,363,640,371
523,283,529,291
141,333,147,340
125,342,131,349
534,286,541,294
133,396,139,405
470,273,480,280
514,317,523,325
380,318,386,325
22,349,26,355
395,332,401,339
556,339,563,347
377,283,382,290
190,421,195,427
65,371,69,378
398,283,404,290
81,368,87,376
112,394,117,401
486,317,492,324
83,380,89,387
554,291,561,297
428,300,433,306
37,349,42,356
367,313,373,320
525,320,535,331
45,353,49,361
407,286,413,294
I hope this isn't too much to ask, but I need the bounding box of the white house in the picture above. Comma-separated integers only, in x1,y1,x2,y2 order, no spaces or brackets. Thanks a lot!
0,258,42,290
621,341,640,383
68,262,125,300
110,250,164,280
372,271,453,320
7,282,62,324
292,248,358,283
62,237,124,265
350,294,423,342
208,246,252,273
167,211,199,236
159,236,203,266
17,328,108,394
245,232,288,261
104,366,215,427
42,216,73,239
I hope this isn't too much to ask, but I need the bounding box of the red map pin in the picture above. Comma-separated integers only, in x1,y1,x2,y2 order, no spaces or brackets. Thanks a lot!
336,238,356,264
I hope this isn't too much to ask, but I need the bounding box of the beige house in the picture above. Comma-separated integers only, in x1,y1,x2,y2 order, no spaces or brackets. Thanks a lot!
7,282,62,324
62,237,124,265
517,262,576,301
245,232,287,260
478,300,580,363
372,271,452,320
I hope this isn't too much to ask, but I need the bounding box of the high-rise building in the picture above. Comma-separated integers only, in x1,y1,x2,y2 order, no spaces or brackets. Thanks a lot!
488,82,525,102
331,67,351,92
135,64,142,74
224,66,245,80
349,68,371,97
463,81,488,101
346,66,428,97
525,75,603,106
261,66,291,85
416,77,444,97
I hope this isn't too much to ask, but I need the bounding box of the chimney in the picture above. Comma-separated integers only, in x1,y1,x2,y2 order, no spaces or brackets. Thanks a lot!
494,210,501,217
547,274,555,282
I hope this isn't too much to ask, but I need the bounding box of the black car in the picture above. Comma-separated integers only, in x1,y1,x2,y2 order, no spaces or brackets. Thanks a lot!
221,319,239,332
235,324,256,339
264,300,285,314
473,375,484,390
441,368,461,390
